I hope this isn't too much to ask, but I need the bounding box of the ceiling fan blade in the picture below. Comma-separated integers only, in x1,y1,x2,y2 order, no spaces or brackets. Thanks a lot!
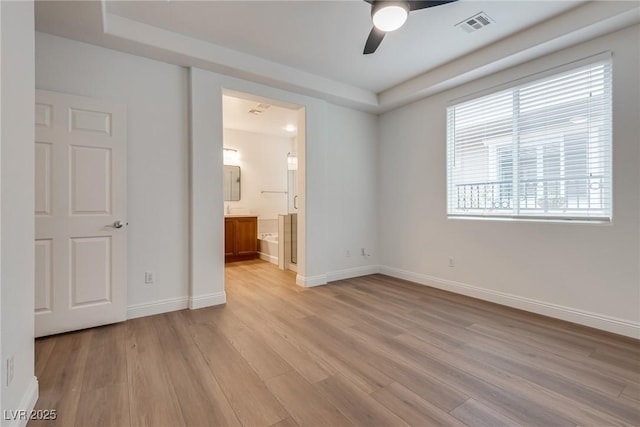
409,0,458,11
363,26,385,54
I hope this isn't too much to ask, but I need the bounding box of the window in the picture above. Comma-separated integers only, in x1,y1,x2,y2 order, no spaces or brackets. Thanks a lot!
446,55,612,222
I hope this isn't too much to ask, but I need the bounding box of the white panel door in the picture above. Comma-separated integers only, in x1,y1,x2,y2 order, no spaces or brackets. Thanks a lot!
35,90,127,337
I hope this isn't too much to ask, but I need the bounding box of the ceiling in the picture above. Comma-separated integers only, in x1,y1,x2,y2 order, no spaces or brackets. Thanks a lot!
103,0,583,93
35,1,640,112
223,94,300,138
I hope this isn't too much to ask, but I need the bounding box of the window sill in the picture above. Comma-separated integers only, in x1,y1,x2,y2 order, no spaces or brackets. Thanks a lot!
447,215,612,225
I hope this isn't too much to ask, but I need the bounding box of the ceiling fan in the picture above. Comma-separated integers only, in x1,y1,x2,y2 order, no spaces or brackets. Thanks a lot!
363,0,458,54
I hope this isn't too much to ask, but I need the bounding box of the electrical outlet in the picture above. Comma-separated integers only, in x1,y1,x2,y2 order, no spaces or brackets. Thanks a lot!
449,257,455,267
6,356,14,386
144,271,155,284
361,248,366,256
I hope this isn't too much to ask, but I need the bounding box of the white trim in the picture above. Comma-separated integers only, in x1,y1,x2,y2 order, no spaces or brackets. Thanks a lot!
326,265,381,282
259,252,278,265
3,376,38,427
380,266,640,339
126,296,188,319
448,215,612,225
295,274,327,288
379,3,638,112
102,12,378,112
189,291,226,309
126,292,227,318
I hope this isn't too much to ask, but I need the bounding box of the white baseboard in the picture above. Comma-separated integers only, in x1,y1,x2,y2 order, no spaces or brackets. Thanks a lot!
380,266,640,339
189,291,226,309
127,296,188,319
296,274,327,287
327,265,381,282
259,252,278,265
294,265,379,287
3,376,39,427
126,292,227,319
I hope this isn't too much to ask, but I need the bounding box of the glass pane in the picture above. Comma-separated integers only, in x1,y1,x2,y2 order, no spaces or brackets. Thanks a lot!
287,153,298,214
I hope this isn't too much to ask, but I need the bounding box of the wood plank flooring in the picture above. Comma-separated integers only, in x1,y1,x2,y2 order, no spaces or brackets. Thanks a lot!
30,260,640,426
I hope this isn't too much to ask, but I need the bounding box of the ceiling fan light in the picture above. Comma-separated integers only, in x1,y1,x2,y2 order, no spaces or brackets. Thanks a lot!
372,2,409,32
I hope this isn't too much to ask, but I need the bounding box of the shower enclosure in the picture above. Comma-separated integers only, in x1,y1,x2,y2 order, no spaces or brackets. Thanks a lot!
287,153,298,266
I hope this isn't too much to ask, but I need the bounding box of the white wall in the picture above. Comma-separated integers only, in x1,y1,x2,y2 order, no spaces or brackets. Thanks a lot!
34,31,379,316
379,25,640,337
1,0,38,420
188,68,226,308
35,33,190,316
223,129,293,220
191,69,324,288
191,68,380,289
326,104,380,280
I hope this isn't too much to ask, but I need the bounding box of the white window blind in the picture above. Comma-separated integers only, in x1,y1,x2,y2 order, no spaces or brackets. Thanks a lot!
446,56,612,222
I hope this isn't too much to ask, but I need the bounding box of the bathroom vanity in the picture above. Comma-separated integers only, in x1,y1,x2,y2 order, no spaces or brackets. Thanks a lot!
224,215,258,262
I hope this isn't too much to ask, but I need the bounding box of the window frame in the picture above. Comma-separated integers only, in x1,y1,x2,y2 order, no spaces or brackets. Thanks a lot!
446,52,612,223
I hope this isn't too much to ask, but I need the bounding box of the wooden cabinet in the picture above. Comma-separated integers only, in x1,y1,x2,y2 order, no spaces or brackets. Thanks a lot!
224,216,258,262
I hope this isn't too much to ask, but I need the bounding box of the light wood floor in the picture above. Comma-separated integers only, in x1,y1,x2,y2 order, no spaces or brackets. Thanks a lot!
31,260,639,427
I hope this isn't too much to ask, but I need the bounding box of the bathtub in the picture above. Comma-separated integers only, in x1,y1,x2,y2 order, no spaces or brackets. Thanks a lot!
258,233,278,264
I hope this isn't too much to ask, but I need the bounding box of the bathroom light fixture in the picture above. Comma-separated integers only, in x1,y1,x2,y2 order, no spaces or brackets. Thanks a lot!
284,124,296,132
372,1,409,32
223,148,239,165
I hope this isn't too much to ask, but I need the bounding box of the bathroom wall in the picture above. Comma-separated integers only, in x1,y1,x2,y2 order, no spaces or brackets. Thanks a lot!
224,128,295,227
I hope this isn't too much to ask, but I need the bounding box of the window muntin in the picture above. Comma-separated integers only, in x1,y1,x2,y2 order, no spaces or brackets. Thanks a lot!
447,57,612,221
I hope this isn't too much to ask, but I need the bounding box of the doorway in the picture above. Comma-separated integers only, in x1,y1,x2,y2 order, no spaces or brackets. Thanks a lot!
221,90,304,281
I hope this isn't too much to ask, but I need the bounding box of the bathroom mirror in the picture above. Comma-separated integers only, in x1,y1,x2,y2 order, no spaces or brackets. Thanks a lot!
224,165,241,201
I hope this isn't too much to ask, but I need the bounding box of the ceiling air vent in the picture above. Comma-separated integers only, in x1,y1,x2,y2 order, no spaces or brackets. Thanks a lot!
248,103,270,116
455,12,493,34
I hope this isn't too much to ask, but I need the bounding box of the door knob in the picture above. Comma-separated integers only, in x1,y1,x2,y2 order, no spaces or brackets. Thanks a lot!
112,220,125,229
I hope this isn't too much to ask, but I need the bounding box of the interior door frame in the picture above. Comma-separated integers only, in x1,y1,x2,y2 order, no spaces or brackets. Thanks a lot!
190,68,329,309
220,89,306,279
